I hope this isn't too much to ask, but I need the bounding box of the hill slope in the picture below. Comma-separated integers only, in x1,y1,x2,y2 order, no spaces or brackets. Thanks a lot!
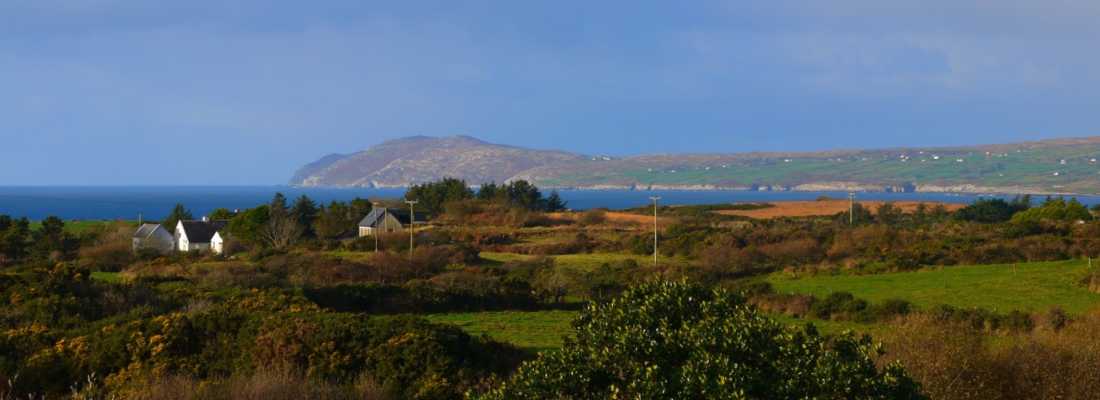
291,135,585,188
292,136,1100,194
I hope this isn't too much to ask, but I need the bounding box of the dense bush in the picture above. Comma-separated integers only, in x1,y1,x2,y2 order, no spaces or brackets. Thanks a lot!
0,279,523,399
954,198,1030,223
476,281,924,399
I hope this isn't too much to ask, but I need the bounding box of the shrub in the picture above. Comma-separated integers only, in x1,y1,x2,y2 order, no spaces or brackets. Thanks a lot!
475,281,924,399
576,209,607,226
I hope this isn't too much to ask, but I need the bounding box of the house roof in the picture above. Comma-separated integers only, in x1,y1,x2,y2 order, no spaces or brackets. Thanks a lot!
178,220,228,243
133,223,166,239
357,207,427,228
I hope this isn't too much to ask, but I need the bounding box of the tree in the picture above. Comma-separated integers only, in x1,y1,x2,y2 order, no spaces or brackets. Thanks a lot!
262,211,303,249
270,192,289,218
0,216,31,264
162,203,194,230
1011,197,1094,224
207,208,235,220
227,205,270,246
477,281,924,399
504,180,541,210
32,216,77,261
876,202,903,225
406,178,474,214
290,195,319,238
544,190,567,212
954,198,1029,223
314,201,355,240
837,203,874,225
477,182,501,201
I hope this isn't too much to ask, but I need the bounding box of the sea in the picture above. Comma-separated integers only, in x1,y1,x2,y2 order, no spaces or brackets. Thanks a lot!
0,186,1097,221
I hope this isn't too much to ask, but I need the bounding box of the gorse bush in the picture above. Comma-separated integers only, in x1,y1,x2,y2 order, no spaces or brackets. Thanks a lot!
476,281,925,399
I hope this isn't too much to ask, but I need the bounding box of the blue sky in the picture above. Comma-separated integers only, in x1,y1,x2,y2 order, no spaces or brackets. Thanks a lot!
2,1,1099,185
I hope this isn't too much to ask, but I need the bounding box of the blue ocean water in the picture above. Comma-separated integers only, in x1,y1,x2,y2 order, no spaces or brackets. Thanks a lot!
0,186,1095,221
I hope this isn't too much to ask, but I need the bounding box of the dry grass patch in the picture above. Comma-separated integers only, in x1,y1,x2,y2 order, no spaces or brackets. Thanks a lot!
716,200,965,219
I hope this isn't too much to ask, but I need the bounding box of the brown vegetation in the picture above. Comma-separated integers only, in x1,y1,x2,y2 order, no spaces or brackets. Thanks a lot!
546,211,674,226
883,312,1100,400
716,200,965,219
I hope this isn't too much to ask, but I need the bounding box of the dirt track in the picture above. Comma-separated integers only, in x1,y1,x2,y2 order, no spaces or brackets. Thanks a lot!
715,200,965,219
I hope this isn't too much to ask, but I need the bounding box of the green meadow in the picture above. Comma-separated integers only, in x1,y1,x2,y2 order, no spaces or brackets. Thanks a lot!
478,251,684,270
767,259,1100,314
424,310,577,353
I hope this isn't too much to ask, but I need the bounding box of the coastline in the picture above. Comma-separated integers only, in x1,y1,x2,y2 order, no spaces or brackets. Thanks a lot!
293,181,1091,197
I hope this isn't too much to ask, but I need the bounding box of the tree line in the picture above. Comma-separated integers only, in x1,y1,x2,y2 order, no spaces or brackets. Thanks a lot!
405,178,567,215
157,178,566,251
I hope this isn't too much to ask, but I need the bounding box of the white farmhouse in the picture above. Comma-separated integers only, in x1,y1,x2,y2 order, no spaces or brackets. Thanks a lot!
211,231,227,254
132,224,174,254
175,218,229,253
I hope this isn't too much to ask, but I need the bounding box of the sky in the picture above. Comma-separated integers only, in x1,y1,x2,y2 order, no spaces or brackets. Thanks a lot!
2,0,1099,185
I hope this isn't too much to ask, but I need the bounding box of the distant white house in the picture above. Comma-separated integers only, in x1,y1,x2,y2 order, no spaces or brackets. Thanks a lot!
211,231,226,255
132,224,174,254
175,218,229,253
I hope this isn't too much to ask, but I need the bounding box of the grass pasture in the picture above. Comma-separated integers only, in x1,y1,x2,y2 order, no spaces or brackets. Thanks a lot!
422,310,887,354
768,259,1100,314
30,219,126,234
425,310,576,353
479,251,686,270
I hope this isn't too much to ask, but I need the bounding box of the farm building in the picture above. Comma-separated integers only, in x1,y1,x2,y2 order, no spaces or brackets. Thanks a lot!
358,207,426,237
132,223,174,254
175,218,229,253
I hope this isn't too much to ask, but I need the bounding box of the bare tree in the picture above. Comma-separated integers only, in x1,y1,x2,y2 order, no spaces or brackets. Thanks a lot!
261,214,303,250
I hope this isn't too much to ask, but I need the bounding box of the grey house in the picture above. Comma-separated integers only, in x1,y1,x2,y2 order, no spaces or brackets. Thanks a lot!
358,208,426,237
133,224,174,254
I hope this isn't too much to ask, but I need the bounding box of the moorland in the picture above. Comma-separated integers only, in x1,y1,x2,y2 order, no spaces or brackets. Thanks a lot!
3,178,1100,399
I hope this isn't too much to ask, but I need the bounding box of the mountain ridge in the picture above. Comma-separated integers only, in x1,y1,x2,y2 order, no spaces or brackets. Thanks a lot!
291,135,1100,194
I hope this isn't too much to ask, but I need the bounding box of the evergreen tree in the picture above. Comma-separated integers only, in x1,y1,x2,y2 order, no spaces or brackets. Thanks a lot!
163,203,194,230
477,182,501,201
290,195,319,238
270,193,289,218
227,205,270,246
544,190,567,212
406,178,474,214
504,180,542,210
207,208,236,220
0,216,31,263
32,216,77,260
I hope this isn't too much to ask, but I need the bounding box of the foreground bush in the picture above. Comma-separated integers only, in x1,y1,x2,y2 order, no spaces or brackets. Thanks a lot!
476,281,924,399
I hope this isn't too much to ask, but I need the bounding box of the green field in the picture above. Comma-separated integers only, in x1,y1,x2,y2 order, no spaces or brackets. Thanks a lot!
91,271,123,283
424,309,888,354
479,251,683,270
768,259,1100,314
30,220,127,234
425,310,577,352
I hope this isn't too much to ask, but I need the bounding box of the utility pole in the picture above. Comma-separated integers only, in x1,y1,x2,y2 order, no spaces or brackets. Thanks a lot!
848,192,855,225
649,196,661,266
372,203,380,253
405,199,419,260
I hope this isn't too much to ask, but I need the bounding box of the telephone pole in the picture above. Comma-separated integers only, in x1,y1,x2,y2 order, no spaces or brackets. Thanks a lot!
405,199,419,260
848,192,855,225
649,196,661,266
371,202,380,253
